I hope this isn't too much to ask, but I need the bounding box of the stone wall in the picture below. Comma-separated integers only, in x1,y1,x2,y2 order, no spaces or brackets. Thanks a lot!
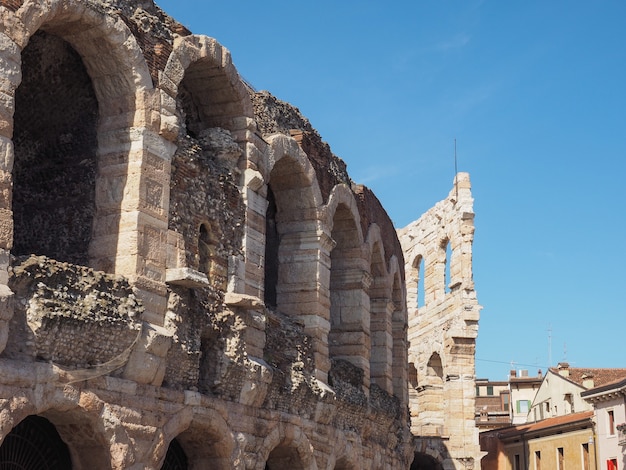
0,0,423,468
398,172,481,469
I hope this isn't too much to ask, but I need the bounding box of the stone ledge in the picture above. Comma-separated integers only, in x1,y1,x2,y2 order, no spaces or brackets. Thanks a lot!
165,268,209,288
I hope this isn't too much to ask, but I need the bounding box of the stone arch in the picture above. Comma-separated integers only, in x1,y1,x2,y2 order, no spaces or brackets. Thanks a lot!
160,34,254,141
264,133,323,310
410,452,444,470
326,434,362,470
324,185,369,379
263,134,329,380
0,388,130,470
0,415,72,468
418,351,445,435
163,34,250,304
153,406,239,470
388,255,408,403
364,224,393,393
406,247,426,309
426,351,444,382
0,0,157,278
259,423,317,470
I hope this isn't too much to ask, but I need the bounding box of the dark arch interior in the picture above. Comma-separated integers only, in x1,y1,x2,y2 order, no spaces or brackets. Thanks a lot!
264,186,279,308
161,438,188,470
0,415,72,469
411,453,444,470
12,30,98,265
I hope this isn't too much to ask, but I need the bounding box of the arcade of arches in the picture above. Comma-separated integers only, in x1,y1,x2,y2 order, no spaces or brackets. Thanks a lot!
0,0,481,469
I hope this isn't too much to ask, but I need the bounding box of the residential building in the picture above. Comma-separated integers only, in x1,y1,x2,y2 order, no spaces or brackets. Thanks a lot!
509,369,543,424
476,379,511,430
529,363,626,423
582,375,626,470
480,411,596,470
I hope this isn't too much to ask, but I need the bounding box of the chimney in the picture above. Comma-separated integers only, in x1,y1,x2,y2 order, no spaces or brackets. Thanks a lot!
582,373,595,389
510,369,517,378
557,362,570,377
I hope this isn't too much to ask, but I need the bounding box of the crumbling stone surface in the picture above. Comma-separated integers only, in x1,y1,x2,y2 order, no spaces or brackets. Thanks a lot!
168,128,245,291
6,256,142,368
12,31,98,266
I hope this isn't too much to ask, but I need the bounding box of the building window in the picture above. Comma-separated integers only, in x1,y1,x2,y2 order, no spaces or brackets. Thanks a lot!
502,392,510,411
582,443,590,470
514,454,521,470
534,450,541,470
557,447,564,470
487,385,494,396
607,458,618,470
517,400,530,414
476,385,480,397
608,410,615,435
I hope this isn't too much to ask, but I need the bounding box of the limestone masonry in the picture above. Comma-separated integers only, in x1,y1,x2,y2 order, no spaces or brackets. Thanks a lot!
0,1,481,468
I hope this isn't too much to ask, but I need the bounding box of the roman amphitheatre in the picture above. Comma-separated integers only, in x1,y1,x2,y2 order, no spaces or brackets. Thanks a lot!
0,1,481,468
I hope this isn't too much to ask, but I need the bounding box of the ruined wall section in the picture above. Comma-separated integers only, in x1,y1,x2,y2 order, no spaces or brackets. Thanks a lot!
398,172,481,470
6,255,142,369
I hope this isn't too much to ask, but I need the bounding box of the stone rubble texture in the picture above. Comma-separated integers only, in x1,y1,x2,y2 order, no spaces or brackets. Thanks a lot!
0,1,480,468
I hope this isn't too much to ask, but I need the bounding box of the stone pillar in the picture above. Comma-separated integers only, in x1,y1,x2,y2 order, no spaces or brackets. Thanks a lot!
329,262,372,385
369,297,393,393
277,227,331,383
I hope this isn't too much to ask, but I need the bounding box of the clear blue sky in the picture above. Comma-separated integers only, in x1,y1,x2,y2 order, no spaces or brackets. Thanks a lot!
156,1,626,380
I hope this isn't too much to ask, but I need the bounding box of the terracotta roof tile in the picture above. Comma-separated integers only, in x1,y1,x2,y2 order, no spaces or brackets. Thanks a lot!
497,411,594,439
549,367,626,388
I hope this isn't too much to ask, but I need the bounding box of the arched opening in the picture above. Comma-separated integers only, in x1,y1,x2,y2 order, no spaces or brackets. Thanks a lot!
427,352,444,381
12,30,98,266
410,453,444,470
329,203,368,374
417,352,445,435
168,55,244,294
161,438,188,470
417,256,425,308
334,456,357,470
264,186,279,308
442,239,451,294
0,415,72,469
265,445,305,470
369,241,391,393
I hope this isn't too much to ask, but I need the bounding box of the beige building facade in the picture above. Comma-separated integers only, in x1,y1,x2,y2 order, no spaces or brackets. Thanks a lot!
480,411,596,470
582,376,626,470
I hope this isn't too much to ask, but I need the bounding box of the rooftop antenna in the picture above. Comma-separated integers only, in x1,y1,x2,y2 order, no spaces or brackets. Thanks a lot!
454,139,459,202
